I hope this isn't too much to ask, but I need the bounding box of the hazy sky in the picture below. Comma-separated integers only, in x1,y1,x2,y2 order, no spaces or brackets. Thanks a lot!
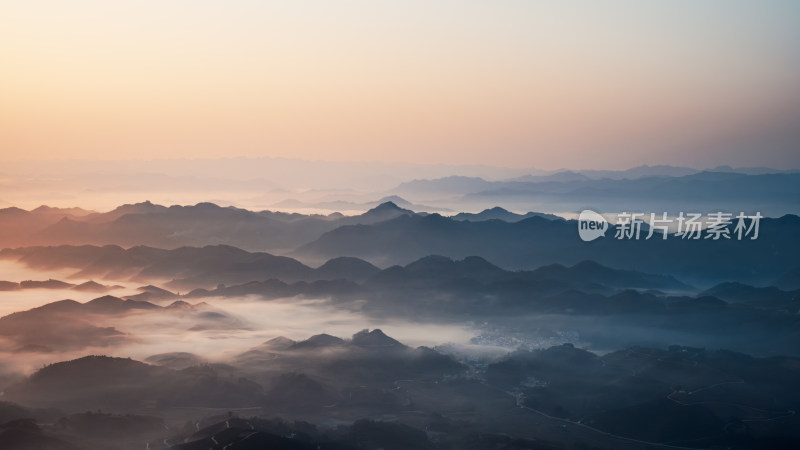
2,1,799,170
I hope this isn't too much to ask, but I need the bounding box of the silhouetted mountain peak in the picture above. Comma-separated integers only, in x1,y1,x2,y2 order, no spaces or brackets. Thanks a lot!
136,285,175,296
351,329,406,349
571,260,609,273
31,205,93,216
195,202,221,209
289,333,346,350
376,195,412,207
404,255,503,277
0,280,20,291
776,214,800,224
29,355,156,384
32,299,83,313
169,202,226,213
365,201,410,214
30,205,58,214
538,343,602,368
85,295,123,306
0,206,30,217
72,280,115,292
261,336,296,351
165,300,193,309
338,201,417,226
405,255,453,271
450,207,561,223
19,279,75,289
486,206,510,213
85,295,158,313
461,255,500,270
316,257,380,281
111,201,165,214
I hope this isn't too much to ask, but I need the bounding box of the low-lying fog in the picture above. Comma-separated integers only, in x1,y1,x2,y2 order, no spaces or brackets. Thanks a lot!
106,296,478,361
2,259,780,382
0,260,144,316
0,260,502,376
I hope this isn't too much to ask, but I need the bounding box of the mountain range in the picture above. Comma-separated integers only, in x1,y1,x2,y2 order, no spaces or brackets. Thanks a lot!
295,211,800,285
3,338,799,450
0,200,415,251
0,244,690,292
0,294,218,352
391,171,800,215
3,195,798,286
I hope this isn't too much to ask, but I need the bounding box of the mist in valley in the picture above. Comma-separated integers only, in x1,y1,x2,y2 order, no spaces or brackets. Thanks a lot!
4,0,800,446
1,236,799,449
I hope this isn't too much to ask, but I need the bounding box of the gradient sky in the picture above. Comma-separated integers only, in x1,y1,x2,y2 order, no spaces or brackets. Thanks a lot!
2,1,799,170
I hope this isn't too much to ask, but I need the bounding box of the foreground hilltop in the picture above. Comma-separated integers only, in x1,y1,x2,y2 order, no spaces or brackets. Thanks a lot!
1,339,799,449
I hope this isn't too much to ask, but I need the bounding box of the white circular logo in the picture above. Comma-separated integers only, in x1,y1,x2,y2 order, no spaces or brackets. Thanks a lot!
578,209,608,241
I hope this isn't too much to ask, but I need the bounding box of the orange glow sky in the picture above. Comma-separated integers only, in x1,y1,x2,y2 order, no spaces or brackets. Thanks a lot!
2,1,799,170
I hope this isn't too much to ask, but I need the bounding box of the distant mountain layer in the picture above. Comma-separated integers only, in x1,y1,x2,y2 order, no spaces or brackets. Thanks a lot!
2,198,798,287
3,170,799,253
0,244,383,290
0,279,119,292
271,195,450,213
0,200,417,251
3,199,559,252
0,244,688,293
0,295,217,351
5,210,799,288
390,171,800,215
450,207,561,222
296,213,800,285
701,282,800,304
